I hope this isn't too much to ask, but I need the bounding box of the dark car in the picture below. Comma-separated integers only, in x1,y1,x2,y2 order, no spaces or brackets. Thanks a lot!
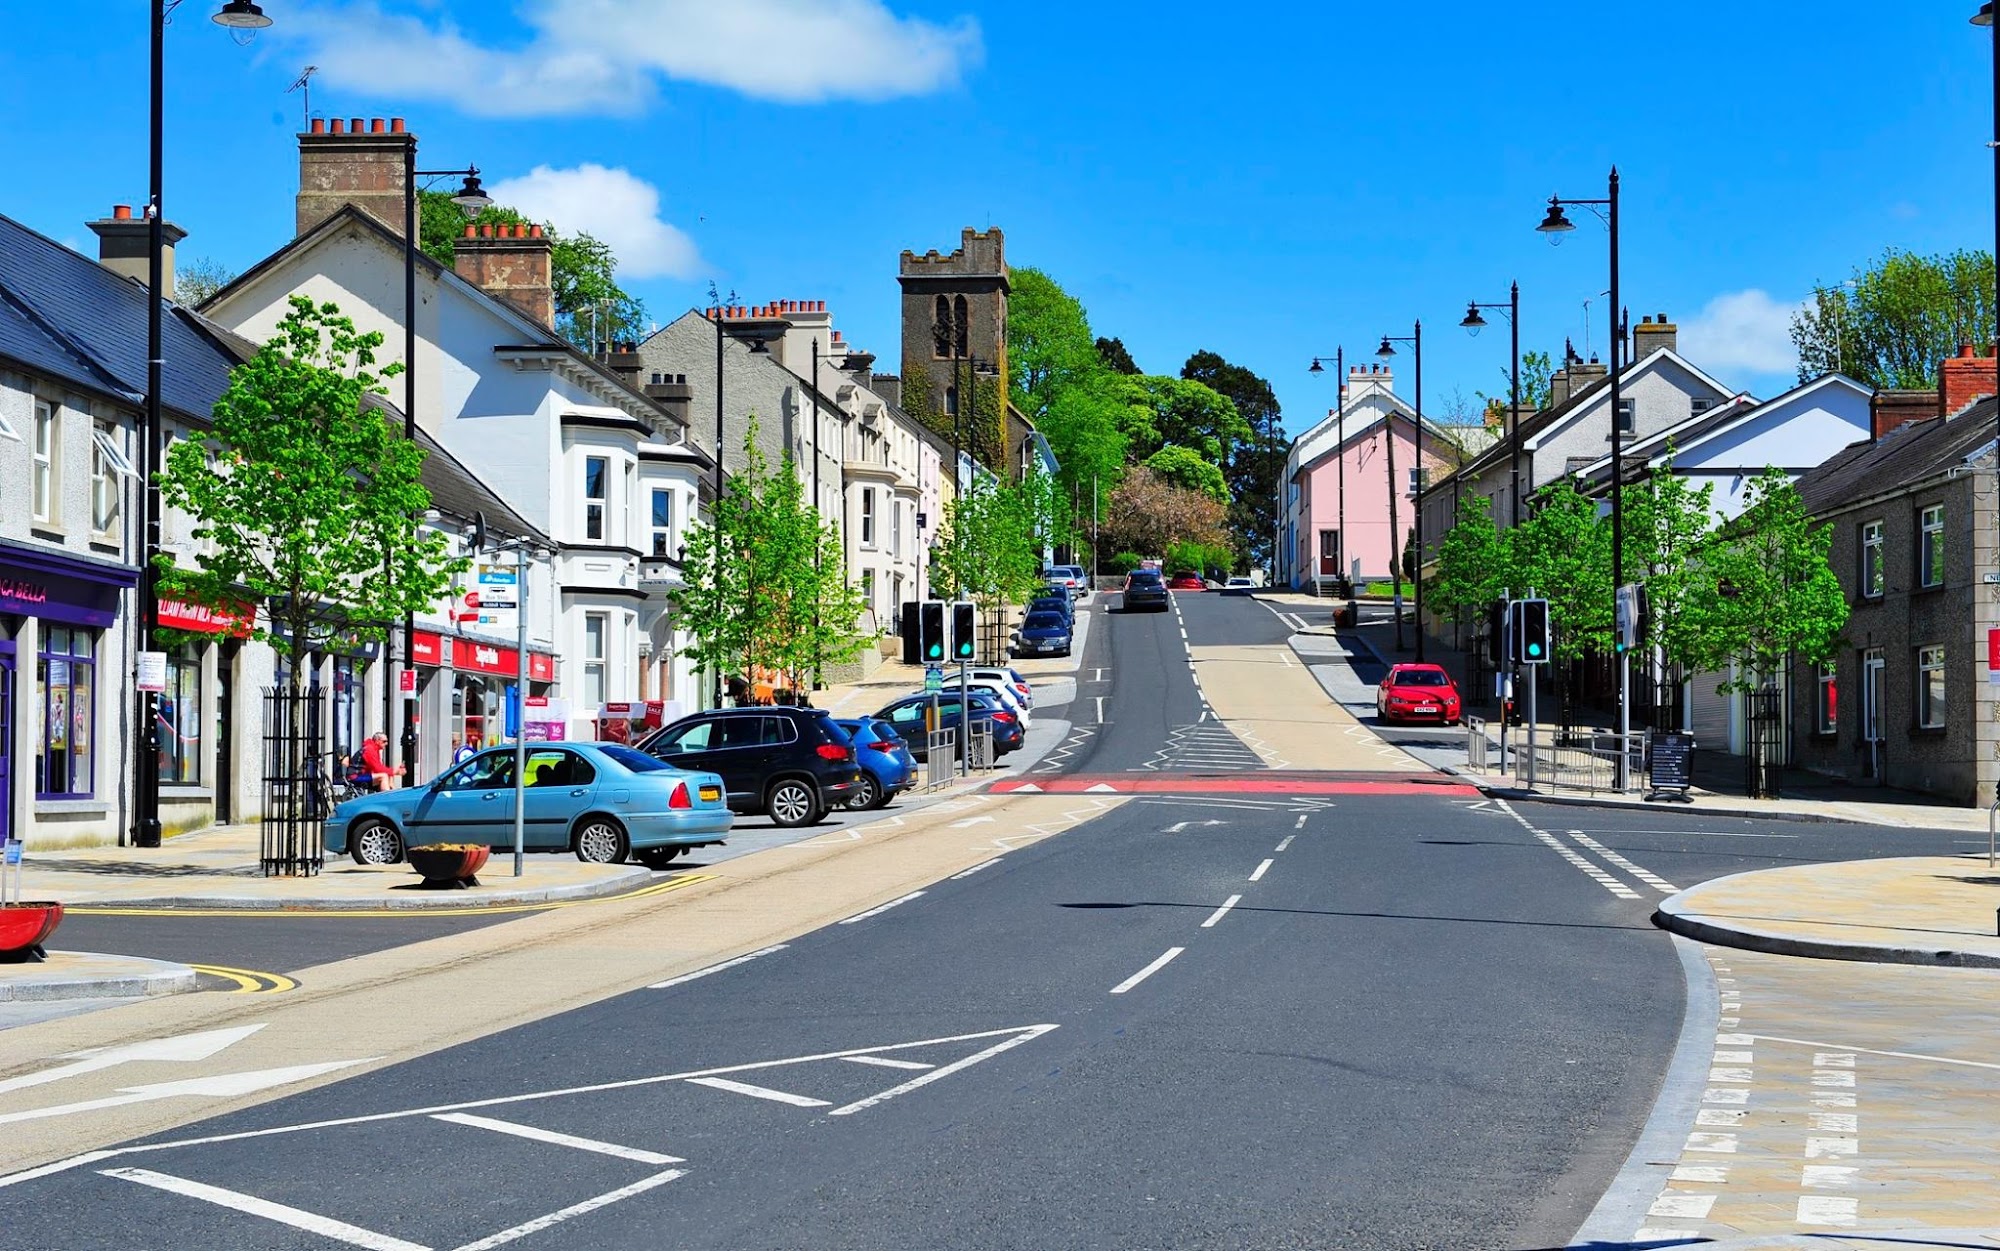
1122,569,1169,612
874,691,1025,760
1027,593,1074,623
639,707,862,828
1012,610,1073,657
834,716,917,810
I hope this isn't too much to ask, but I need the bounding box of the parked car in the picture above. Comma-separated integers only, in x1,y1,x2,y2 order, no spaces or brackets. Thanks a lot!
327,742,732,869
1027,593,1075,623
874,691,1025,759
1376,663,1463,725
833,716,916,810
1122,569,1169,612
1045,564,1090,599
956,674,1032,726
1221,576,1257,596
638,706,862,828
1168,570,1205,591
1013,610,1074,657
971,666,1035,709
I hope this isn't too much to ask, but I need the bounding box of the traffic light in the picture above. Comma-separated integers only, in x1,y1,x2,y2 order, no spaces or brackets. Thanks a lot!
951,601,977,661
1614,584,1647,654
1513,598,1550,665
1486,599,1507,665
919,600,946,663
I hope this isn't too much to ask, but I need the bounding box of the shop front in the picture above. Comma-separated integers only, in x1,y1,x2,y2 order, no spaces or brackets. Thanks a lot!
155,597,253,834
448,637,556,752
0,540,137,848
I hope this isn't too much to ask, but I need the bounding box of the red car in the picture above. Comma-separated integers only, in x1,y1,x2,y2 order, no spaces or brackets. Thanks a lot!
1167,571,1205,591
1376,664,1462,725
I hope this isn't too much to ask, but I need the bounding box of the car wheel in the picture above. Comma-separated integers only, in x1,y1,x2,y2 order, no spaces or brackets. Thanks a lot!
349,820,405,866
636,846,682,870
845,773,881,811
573,817,630,864
766,778,821,828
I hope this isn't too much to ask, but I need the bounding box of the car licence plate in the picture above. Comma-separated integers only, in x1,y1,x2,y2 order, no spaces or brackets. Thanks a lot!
699,785,721,802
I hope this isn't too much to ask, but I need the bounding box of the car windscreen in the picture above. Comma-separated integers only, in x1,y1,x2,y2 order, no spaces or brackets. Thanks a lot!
1128,572,1162,585
1024,613,1067,629
1396,670,1451,687
598,744,675,772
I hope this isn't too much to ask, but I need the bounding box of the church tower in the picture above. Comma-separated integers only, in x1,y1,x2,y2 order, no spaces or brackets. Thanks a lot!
898,228,1009,468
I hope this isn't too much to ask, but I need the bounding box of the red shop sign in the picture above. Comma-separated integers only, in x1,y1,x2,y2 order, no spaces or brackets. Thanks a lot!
452,637,522,676
410,630,446,667
157,598,253,638
528,652,556,683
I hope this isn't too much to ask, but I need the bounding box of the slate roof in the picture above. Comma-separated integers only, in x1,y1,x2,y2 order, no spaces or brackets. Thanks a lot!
0,213,239,422
1793,398,1998,518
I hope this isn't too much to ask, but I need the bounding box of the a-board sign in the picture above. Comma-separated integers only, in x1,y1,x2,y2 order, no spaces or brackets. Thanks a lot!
1648,730,1695,793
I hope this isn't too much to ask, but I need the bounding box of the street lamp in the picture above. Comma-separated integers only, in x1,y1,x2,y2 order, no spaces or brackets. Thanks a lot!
1975,10,2000,796
135,0,273,850
1307,350,1347,597
1536,170,1629,787
396,160,490,784
1461,286,1523,528
1377,323,1424,660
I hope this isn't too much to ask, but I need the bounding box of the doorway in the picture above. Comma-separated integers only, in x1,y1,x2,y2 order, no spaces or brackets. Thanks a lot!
0,640,14,846
214,647,235,824
1861,649,1884,781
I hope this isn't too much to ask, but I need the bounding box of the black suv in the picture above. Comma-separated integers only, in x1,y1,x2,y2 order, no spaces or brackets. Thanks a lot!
640,707,861,828
1121,569,1169,612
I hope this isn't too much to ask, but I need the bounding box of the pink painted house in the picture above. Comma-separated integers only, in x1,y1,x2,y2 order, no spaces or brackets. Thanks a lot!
1281,365,1457,592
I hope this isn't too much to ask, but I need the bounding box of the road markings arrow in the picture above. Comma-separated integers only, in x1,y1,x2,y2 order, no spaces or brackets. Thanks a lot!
1162,820,1226,833
0,1025,268,1098
950,816,996,828
0,1058,375,1126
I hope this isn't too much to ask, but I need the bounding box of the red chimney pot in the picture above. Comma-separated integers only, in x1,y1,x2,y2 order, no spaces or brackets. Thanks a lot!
350,117,364,133
329,119,345,134
112,204,132,220
310,117,326,134
369,118,386,134
390,117,406,133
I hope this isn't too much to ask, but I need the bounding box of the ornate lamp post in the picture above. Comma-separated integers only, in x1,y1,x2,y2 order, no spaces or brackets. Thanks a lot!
1309,349,1347,596
1377,323,1424,660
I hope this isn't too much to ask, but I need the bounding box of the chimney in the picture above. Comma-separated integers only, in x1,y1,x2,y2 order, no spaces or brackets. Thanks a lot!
644,372,694,428
1938,342,1996,417
872,372,903,407
1631,312,1677,359
455,223,555,329
295,116,415,238
1870,389,1938,439
88,204,186,300
606,342,644,387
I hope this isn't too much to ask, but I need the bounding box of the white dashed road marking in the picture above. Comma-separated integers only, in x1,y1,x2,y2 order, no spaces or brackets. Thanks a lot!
1249,859,1272,882
1495,800,1641,899
1110,947,1184,995
1200,895,1242,929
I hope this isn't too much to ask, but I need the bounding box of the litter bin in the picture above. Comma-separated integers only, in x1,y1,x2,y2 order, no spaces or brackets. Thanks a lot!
1336,601,1358,629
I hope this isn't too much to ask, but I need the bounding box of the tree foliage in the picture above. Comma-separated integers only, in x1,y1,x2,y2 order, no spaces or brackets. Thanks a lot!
1096,336,1140,375
156,297,464,685
1478,347,1555,414
418,190,647,354
1143,444,1228,503
1682,469,1848,688
1098,466,1230,559
1006,267,1127,548
933,472,1056,610
1427,495,1511,620
1181,349,1285,571
177,256,237,308
1792,249,1995,389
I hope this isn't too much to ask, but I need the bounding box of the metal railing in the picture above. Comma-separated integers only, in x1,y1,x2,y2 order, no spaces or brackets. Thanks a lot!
969,723,995,771
1464,716,1488,772
1514,729,1644,795
921,729,959,791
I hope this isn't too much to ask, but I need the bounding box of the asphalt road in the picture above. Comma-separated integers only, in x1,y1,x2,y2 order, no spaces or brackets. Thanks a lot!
0,591,1975,1250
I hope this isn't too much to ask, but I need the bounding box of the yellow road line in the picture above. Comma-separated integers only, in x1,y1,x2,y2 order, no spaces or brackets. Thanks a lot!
66,872,719,920
188,964,299,993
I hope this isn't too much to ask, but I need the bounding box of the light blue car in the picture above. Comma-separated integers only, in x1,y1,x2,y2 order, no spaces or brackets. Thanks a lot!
325,741,732,870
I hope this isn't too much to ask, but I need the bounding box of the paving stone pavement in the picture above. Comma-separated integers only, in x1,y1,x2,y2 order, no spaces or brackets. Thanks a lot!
1625,944,2000,1245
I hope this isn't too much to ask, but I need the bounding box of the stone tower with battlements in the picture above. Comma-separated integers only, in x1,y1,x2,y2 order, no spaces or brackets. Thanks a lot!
898,228,1009,468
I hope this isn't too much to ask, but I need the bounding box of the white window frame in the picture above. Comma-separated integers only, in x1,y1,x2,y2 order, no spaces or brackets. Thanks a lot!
583,455,609,543
650,487,674,558
32,400,56,523
89,424,132,536
860,488,877,548
1615,397,1636,433
1690,398,1712,415
583,612,609,708
1919,504,1944,589
0,405,18,442
1860,520,1884,598
1917,645,1946,729
1815,661,1837,735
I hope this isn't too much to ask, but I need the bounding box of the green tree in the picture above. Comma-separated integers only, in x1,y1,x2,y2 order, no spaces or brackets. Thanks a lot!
1143,444,1228,503
1181,350,1284,570
1683,469,1848,690
1428,495,1515,621
1099,466,1230,559
176,256,237,308
418,190,647,353
934,477,1045,611
1622,457,1720,671
1113,375,1249,464
155,297,463,687
1096,336,1140,375
1512,481,1613,657
1477,348,1555,413
1006,267,1126,540
1792,249,1996,388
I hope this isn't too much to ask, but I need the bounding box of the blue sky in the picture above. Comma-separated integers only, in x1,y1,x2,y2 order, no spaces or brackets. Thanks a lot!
4,2,1993,437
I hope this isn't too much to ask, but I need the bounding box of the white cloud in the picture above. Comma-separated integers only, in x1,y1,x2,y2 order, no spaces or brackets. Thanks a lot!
1677,289,1806,378
486,164,702,279
285,0,982,117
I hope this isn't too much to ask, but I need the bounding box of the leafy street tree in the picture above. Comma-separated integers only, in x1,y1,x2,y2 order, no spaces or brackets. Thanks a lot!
1622,458,1719,674
176,256,237,308
1791,248,1995,389
1509,480,1614,657
1099,466,1230,561
1143,444,1229,503
933,475,1049,617
1478,348,1555,414
418,190,647,353
1427,496,1514,623
1096,336,1141,375
1682,469,1848,690
1007,268,1127,543
1181,350,1285,571
156,296,463,687
1112,375,1250,465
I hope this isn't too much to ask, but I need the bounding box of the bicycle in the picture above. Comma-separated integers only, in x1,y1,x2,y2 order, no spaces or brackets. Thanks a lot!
303,753,368,818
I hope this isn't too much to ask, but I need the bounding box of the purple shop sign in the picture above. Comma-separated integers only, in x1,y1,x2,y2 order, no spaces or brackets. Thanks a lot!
0,546,134,629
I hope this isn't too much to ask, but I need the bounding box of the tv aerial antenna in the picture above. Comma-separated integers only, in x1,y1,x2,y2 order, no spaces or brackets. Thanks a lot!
287,66,318,130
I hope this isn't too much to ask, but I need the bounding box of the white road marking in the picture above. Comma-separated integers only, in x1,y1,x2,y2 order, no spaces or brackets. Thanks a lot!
0,1059,374,1127
101,1168,429,1251
1671,1165,1729,1183
1810,1112,1859,1133
1200,895,1243,928
1685,1133,1739,1153
648,944,789,990
1249,859,1272,882
828,1025,1058,1117
1805,1136,1858,1158
1275,835,1295,851
1796,1196,1859,1227
1647,1194,1716,1219
1495,800,1641,898
1293,814,1307,829
1094,696,1106,723
1110,947,1185,995
950,858,1002,879
1802,1165,1859,1188
0,1025,266,1097
686,1077,830,1108
842,1055,934,1071
1695,1109,1745,1126
455,1169,687,1251
950,816,996,828
1562,830,1679,892
1703,1087,1748,1104
431,1113,682,1164
837,890,926,924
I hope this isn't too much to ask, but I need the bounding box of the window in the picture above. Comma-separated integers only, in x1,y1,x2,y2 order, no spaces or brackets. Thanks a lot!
583,613,608,707
1919,504,1944,588
32,400,56,523
1690,398,1713,415
1917,645,1946,729
90,424,132,535
332,656,364,765
156,645,204,785
583,455,609,542
1859,520,1884,598
933,295,953,358
1615,398,1635,433
861,568,876,614
861,489,877,547
1815,661,1837,735
650,488,674,557
36,627,95,798
1406,467,1427,496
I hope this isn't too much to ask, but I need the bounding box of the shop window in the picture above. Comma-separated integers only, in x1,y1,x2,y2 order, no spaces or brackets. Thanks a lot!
1919,504,1944,589
1859,520,1883,598
584,612,608,707
157,645,203,785
32,400,56,524
1815,661,1836,735
583,455,608,542
1917,645,1946,729
36,627,95,798
331,656,365,768
651,488,674,557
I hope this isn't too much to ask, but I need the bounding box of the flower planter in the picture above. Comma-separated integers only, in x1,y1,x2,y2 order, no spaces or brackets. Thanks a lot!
0,902,64,963
406,844,490,889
